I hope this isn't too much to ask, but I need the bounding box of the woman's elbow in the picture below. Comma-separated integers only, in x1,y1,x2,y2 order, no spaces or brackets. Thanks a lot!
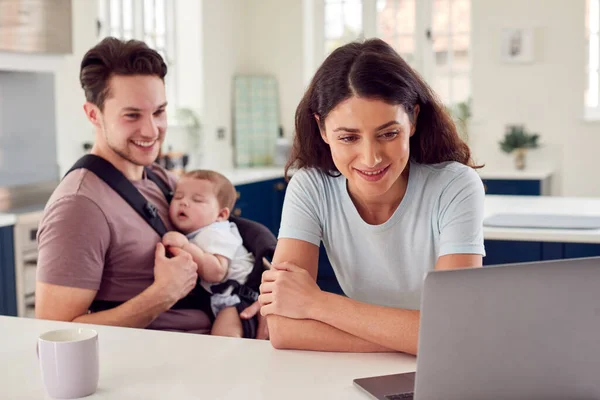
267,316,292,350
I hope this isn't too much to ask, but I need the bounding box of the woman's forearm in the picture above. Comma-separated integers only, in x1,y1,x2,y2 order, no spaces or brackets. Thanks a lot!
309,292,420,355
267,315,394,352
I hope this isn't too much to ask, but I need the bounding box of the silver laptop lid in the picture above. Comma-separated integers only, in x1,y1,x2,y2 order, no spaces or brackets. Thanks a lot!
415,257,600,400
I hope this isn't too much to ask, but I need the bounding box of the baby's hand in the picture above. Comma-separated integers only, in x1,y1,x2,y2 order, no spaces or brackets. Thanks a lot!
162,231,189,249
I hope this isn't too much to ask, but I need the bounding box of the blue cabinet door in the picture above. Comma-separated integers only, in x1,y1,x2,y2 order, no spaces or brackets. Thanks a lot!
484,240,600,266
270,178,287,237
483,240,543,265
0,226,17,316
482,179,542,196
235,179,280,236
563,243,600,259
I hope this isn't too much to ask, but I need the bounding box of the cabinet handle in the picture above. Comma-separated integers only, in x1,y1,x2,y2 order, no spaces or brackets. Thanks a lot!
236,191,241,199
274,182,286,191
484,183,488,193
233,208,242,216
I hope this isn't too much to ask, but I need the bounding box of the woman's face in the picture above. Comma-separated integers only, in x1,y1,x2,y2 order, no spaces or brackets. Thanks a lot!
319,96,417,201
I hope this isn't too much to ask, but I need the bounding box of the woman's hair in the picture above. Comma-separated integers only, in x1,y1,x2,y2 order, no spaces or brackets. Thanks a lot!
286,38,479,177
182,170,238,210
80,37,168,111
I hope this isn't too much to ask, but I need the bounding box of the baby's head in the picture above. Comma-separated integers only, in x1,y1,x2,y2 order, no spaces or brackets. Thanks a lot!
169,170,237,234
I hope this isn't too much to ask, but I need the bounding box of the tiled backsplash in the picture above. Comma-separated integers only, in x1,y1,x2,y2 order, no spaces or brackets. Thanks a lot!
0,71,58,187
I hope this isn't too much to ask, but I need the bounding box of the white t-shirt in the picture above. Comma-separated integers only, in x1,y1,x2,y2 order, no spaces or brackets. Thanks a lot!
278,161,486,310
187,221,255,294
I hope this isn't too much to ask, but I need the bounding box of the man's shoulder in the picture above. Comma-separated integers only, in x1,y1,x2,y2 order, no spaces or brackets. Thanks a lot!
48,169,107,206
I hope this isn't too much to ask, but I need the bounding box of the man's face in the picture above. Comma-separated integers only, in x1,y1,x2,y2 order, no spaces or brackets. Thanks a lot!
92,74,167,167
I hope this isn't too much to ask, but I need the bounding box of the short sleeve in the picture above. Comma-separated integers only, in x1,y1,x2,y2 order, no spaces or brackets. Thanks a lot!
277,169,323,246
191,224,241,260
37,195,111,290
437,168,486,256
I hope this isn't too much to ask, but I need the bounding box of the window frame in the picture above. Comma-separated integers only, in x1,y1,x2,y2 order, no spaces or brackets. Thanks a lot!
586,0,600,121
318,0,471,107
97,0,178,111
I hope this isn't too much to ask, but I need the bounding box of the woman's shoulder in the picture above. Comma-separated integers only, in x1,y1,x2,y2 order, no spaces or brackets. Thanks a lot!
414,161,482,191
416,161,479,181
289,167,342,192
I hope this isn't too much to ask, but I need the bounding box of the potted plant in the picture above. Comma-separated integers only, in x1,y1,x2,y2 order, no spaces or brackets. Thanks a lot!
448,98,471,143
499,125,539,170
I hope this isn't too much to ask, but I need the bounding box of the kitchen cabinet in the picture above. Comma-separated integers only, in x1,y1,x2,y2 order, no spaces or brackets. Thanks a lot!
479,169,553,196
484,240,600,266
234,178,287,237
0,226,17,316
482,179,544,196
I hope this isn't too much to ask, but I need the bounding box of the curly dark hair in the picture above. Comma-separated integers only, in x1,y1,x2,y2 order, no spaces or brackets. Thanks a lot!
286,38,479,177
80,37,167,110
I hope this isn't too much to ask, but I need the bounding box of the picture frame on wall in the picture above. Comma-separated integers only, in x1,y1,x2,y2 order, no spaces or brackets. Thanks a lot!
500,28,534,64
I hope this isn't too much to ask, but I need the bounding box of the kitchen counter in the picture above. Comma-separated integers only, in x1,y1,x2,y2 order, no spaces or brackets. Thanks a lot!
0,316,415,399
478,167,554,180
484,195,600,243
0,213,16,227
219,166,286,186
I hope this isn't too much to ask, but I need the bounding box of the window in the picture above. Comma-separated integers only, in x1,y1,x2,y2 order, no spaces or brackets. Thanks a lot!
322,0,471,107
586,0,599,119
97,0,177,109
324,0,364,55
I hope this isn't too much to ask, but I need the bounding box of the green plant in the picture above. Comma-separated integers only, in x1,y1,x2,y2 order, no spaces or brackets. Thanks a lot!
499,125,539,153
447,97,471,142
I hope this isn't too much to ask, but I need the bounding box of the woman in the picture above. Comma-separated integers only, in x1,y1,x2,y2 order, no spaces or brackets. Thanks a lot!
258,38,485,355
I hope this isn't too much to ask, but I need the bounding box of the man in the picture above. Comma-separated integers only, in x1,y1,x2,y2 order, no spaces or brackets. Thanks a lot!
36,37,265,336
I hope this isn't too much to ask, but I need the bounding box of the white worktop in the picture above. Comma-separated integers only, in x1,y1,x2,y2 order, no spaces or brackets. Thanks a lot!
484,195,600,243
219,166,286,186
477,167,554,180
0,316,415,400
0,213,16,228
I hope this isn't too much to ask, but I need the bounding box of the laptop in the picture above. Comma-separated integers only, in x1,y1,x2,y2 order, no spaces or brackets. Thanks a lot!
354,257,600,400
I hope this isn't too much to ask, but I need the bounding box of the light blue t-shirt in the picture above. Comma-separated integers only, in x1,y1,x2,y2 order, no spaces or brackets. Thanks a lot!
278,161,486,310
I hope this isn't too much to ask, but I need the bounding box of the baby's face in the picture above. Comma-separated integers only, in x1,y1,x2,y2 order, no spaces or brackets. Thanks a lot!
169,177,222,234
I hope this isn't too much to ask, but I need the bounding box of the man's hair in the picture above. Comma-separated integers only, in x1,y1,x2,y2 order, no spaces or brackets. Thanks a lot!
79,37,167,110
182,170,238,210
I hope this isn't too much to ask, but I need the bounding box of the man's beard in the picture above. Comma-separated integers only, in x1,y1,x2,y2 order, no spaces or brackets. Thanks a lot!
103,127,158,167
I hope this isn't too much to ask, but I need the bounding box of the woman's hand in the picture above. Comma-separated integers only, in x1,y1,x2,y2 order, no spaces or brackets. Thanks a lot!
240,301,269,340
259,262,323,320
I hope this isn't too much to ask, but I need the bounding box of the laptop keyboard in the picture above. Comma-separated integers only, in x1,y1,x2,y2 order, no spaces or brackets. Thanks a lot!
384,393,414,399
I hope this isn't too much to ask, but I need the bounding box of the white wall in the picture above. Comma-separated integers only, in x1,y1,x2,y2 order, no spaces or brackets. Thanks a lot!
195,0,245,170
0,0,98,178
238,0,306,139
470,0,600,196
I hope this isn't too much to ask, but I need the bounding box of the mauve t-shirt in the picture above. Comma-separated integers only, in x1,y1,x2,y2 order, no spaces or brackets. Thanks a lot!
36,164,211,333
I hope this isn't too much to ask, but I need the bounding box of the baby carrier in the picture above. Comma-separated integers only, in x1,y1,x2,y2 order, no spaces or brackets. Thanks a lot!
65,154,276,338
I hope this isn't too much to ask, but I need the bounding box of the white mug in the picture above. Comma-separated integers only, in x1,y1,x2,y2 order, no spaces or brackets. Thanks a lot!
37,328,99,399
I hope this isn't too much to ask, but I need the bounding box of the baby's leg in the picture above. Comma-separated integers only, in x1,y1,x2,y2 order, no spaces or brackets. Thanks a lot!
211,306,243,338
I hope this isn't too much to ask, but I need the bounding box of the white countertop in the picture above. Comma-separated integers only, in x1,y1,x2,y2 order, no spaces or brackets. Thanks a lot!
484,195,600,243
0,213,16,228
477,167,554,180
220,167,286,186
0,316,415,399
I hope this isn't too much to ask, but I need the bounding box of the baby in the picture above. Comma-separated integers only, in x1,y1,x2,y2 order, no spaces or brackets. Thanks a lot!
162,170,255,337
